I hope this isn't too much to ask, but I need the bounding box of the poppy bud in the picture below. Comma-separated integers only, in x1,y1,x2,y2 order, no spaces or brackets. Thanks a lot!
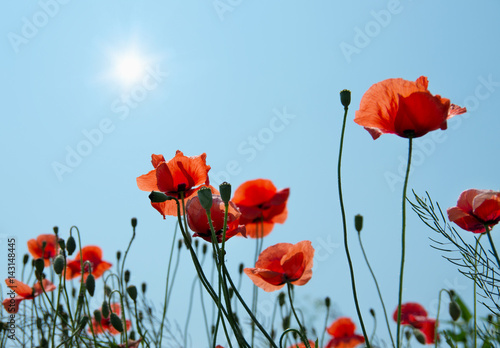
130,330,136,340
71,287,76,298
178,239,183,250
405,330,412,341
23,254,29,265
116,251,122,262
370,308,375,317
282,315,290,329
449,301,461,321
131,217,137,228
78,316,89,331
105,285,112,296
325,297,330,308
149,191,171,203
58,238,66,251
127,285,138,301
340,89,351,108
141,282,147,294
220,182,232,203
86,274,95,297
413,328,426,345
110,313,124,333
354,214,363,233
194,239,199,250
228,287,234,299
278,292,286,307
53,255,65,275
66,236,76,256
197,187,213,210
239,263,244,275
101,301,110,319
34,258,45,276
124,270,131,283
202,244,208,255
93,309,102,323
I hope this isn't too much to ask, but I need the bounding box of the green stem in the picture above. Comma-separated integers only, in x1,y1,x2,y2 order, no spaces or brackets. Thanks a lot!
337,104,370,347
396,136,413,348
434,289,446,348
473,234,483,348
357,233,395,348
319,303,330,348
484,225,500,268
286,283,310,348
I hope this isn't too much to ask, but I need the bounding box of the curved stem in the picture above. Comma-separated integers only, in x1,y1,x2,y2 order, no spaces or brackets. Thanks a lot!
337,104,370,347
396,136,413,348
434,289,446,348
357,233,395,348
286,283,310,348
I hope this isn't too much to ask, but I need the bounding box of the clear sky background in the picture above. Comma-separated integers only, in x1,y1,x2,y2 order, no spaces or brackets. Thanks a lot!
1,1,500,347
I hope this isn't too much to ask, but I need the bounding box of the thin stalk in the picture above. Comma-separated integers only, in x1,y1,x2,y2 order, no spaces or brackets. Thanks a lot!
484,225,500,268
357,232,395,348
395,136,413,348
286,283,310,348
473,234,483,348
337,103,370,347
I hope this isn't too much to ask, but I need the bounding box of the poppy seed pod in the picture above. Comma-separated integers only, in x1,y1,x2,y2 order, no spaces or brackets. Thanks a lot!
340,89,351,108
354,214,363,233
53,255,65,275
131,217,137,228
110,313,124,333
127,285,138,301
66,236,76,256
220,182,231,203
197,187,213,211
93,309,102,323
85,274,95,297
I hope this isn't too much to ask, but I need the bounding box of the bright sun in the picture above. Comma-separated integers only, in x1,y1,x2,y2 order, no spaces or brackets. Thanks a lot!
114,51,147,87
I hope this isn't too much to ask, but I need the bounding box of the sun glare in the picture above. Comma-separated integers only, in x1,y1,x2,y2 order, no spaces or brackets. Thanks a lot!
114,51,147,87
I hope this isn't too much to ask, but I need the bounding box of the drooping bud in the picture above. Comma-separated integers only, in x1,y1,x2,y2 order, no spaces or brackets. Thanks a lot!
104,285,112,296
110,313,124,333
93,309,102,323
149,191,171,203
354,214,363,233
53,255,65,275
449,300,461,321
340,89,351,108
197,187,213,210
413,328,426,345
127,285,138,301
101,301,110,319
66,236,76,256
85,274,95,297
220,182,232,203
131,217,137,228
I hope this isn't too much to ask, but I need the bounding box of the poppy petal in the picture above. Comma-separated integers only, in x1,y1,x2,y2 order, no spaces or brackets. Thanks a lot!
136,169,159,192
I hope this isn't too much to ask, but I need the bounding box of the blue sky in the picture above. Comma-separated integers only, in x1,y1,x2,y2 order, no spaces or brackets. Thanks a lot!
1,1,500,347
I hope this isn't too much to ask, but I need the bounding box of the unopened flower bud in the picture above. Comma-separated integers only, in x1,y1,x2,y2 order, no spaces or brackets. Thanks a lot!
66,236,76,256
149,191,171,203
340,89,351,108
282,315,290,329
202,244,208,255
86,274,95,297
370,308,375,317
197,187,213,210
110,313,124,333
116,251,122,262
23,254,29,265
34,258,45,276
239,263,244,275
141,282,147,294
53,226,59,235
354,214,363,233
278,292,286,307
71,287,76,298
58,238,65,251
131,217,137,228
53,255,65,275
220,182,232,203
93,309,102,323
405,330,412,341
78,316,89,331
101,301,110,318
178,239,183,250
413,328,426,345
325,297,331,308
449,301,461,321
124,270,131,283
127,285,138,301
104,285,112,296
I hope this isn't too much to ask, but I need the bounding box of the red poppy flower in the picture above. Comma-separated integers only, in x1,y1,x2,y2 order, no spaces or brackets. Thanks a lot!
27,234,59,266
325,317,365,348
65,246,112,281
354,76,466,140
393,303,437,344
137,151,213,218
2,278,56,314
186,194,246,243
447,189,500,233
232,179,289,238
90,303,131,335
244,241,314,292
